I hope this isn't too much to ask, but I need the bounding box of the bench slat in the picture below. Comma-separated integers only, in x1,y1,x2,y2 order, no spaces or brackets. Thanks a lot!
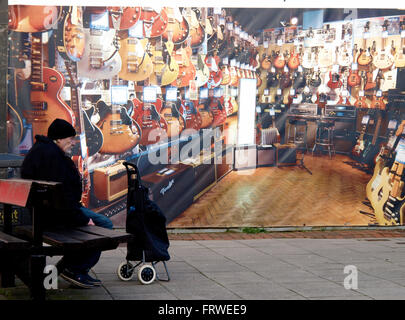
75,226,132,243
0,231,30,250
14,226,83,250
14,226,113,250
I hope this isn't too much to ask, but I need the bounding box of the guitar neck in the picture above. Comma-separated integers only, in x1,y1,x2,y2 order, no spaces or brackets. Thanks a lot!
65,60,85,135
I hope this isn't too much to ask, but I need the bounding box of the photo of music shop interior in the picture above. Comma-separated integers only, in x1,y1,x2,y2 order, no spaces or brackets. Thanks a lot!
4,5,405,232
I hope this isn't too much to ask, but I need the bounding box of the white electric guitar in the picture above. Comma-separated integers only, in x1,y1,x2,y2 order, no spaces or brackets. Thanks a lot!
372,20,395,70
77,28,122,80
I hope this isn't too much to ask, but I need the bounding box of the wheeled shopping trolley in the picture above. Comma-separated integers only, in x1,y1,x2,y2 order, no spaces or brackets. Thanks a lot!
117,162,170,284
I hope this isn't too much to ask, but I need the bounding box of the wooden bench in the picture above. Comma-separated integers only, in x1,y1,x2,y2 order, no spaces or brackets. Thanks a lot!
0,178,132,300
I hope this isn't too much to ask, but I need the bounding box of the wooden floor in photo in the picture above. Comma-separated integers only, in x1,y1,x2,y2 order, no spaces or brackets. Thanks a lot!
168,154,375,228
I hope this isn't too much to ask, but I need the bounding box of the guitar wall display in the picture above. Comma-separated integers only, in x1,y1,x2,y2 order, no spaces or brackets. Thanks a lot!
7,6,405,221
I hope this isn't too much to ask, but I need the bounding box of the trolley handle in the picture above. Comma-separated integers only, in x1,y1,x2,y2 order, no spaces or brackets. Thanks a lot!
123,161,143,187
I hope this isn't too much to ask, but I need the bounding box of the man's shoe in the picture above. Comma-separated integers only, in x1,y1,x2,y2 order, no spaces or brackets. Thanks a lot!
83,273,102,286
60,269,95,289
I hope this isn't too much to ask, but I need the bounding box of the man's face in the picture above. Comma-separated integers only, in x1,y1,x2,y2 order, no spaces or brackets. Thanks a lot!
55,136,76,154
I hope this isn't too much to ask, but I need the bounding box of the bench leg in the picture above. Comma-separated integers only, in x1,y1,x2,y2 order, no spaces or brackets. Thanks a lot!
30,255,46,301
0,253,16,288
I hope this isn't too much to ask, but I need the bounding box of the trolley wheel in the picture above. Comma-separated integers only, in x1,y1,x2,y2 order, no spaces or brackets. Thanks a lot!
138,264,156,285
117,261,135,281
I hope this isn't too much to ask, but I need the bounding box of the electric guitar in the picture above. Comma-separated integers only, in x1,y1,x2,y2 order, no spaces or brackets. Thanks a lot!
182,7,204,49
370,71,386,110
118,33,153,82
394,19,405,68
95,75,141,154
23,34,76,138
367,120,405,218
205,52,223,89
171,45,196,88
130,96,167,146
354,72,370,109
56,6,85,62
77,28,122,80
209,96,227,128
197,99,214,129
352,115,370,157
162,7,189,44
149,36,179,86
287,47,300,70
191,53,209,88
64,60,92,207
357,21,373,67
372,20,394,71
337,68,351,106
159,100,185,138
179,98,203,131
372,122,405,225
361,110,382,166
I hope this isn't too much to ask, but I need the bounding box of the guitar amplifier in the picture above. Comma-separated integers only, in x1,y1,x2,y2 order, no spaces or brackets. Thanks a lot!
396,69,405,90
257,145,275,167
142,163,195,223
388,89,405,108
274,143,297,166
93,161,128,202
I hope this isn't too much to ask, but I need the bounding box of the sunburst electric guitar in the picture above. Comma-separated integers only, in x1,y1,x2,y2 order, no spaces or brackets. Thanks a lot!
23,34,75,138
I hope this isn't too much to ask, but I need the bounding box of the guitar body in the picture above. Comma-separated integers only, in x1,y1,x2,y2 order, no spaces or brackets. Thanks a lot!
118,36,153,82
367,158,386,207
223,96,233,116
24,67,75,138
357,51,373,67
273,54,285,70
280,72,292,89
209,98,227,127
372,168,405,225
348,70,361,87
327,72,342,90
372,49,394,70
220,65,231,86
56,6,85,62
162,7,189,44
140,8,168,38
130,99,167,146
318,48,333,68
229,66,239,87
354,96,369,109
287,52,300,70
107,6,141,30
183,9,205,48
261,55,272,70
8,5,60,33
364,72,376,91
172,46,196,88
395,50,405,68
197,102,214,128
83,107,104,156
96,100,141,154
77,29,122,80
371,96,386,110
149,40,179,86
160,103,185,138
180,100,203,131
192,54,209,87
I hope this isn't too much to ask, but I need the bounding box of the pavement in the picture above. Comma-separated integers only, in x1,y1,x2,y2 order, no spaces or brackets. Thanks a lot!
3,229,405,300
